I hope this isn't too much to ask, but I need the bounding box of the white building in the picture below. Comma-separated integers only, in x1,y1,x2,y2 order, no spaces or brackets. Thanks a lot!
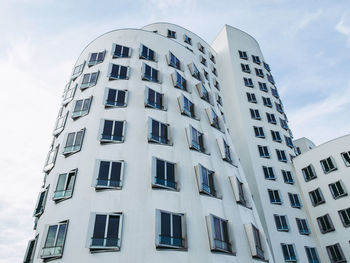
294,137,316,155
293,134,350,263
23,23,275,263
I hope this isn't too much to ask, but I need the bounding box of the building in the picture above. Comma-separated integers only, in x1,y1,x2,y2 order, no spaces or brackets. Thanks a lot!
294,137,316,155
23,23,275,263
293,134,350,263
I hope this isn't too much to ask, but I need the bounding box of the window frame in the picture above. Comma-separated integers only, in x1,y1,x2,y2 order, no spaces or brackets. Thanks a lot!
317,214,335,234
23,235,38,263
288,193,302,208
302,164,317,182
282,170,294,184
309,188,325,207
62,128,85,156
268,189,282,204
178,94,197,120
62,82,77,106
244,77,254,87
144,86,166,110
305,247,320,263
254,126,265,138
104,88,128,108
71,61,86,80
112,43,131,58
263,166,276,180
238,50,248,60
296,218,310,235
326,243,346,263
100,120,126,144
276,149,288,162
172,71,187,91
320,156,337,174
338,207,350,227
139,44,155,61
108,63,129,80
81,71,99,90
152,157,177,191
195,163,217,197
341,150,350,166
33,186,49,217
168,51,181,70
281,243,297,262
53,169,77,202
88,51,106,67
196,83,211,104
148,117,171,145
258,145,270,158
43,144,59,173
250,108,261,120
95,160,124,190
329,180,347,199
206,214,233,254
274,214,289,232
167,29,176,39
71,96,92,119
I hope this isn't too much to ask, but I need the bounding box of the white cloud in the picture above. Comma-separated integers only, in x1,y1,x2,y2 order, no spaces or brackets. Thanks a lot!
289,9,323,36
335,14,350,46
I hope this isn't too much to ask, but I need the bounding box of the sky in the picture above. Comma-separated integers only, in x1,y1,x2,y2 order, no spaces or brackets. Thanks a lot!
0,0,349,262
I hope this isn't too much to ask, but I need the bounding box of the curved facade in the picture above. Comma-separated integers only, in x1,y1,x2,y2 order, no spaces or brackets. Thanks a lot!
23,24,273,263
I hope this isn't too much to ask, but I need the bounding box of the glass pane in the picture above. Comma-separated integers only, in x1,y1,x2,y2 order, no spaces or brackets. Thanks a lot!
107,89,116,104
114,45,122,56
106,215,119,246
156,159,165,180
90,72,97,84
148,89,155,104
110,162,121,185
160,124,167,142
66,172,76,191
90,53,97,62
82,98,91,111
213,217,222,240
56,224,67,246
82,74,90,84
113,121,123,139
111,64,119,77
122,47,129,57
65,133,75,147
103,120,113,138
166,163,174,183
74,100,83,113
152,120,159,138
172,214,182,238
98,161,110,183
56,174,67,192
92,215,106,246
161,212,171,237
119,66,127,78
97,52,104,62
74,131,84,147
117,90,125,105
45,225,58,247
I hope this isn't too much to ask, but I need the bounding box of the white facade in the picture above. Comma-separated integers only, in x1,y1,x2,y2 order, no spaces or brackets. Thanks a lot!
23,23,274,263
293,134,350,263
294,137,316,155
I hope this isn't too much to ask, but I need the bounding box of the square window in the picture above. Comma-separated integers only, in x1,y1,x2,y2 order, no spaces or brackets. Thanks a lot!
139,44,155,61
288,193,302,208
274,215,289,231
72,97,92,119
276,149,288,162
53,169,77,201
142,63,159,82
317,214,335,233
258,145,270,158
329,180,347,199
63,129,85,156
71,61,86,80
238,50,248,60
167,29,176,39
152,157,176,190
179,95,196,119
145,87,165,110
268,189,282,204
326,243,346,263
250,109,261,120
184,34,192,45
247,92,257,103
263,166,275,180
281,243,297,262
241,63,250,73
262,97,272,107
88,51,106,67
112,43,130,58
266,113,277,124
255,68,264,78
302,165,317,182
187,125,206,153
282,170,294,184
206,214,232,253
271,130,282,142
309,188,325,206
244,77,254,87
252,55,261,64
285,136,294,148
100,120,125,143
148,118,171,145
96,160,124,189
320,157,337,174
81,71,99,90
254,126,265,138
105,88,127,108
258,82,268,92
108,64,129,80
41,221,68,260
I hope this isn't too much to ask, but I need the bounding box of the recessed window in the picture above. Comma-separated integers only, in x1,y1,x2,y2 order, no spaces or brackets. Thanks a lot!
62,82,77,105
261,97,271,107
81,72,99,90
53,107,68,136
148,118,171,145
196,83,211,103
108,64,129,80
23,236,38,263
258,145,270,158
254,126,265,138
246,224,265,260
258,82,268,92
41,221,68,260
211,65,217,76
142,63,159,83
214,79,220,90
217,138,233,164
72,97,92,119
320,157,337,174
145,87,165,110
96,160,124,189
33,187,48,217
195,163,216,197
271,87,279,98
207,108,221,130
167,29,176,39
156,209,186,249
238,50,248,60
275,102,284,114
198,43,205,54
282,170,294,184
43,144,59,173
187,125,206,153
206,214,232,253
341,150,350,166
255,68,264,78
329,180,347,199
139,44,155,61
237,178,247,205
338,207,350,227
200,55,207,66
112,44,130,58
252,55,261,64
326,243,346,263
274,214,289,231
105,88,127,108
309,188,325,206
281,243,297,262
53,169,77,202
88,51,106,67
184,34,192,45
152,157,176,190
71,61,86,80
179,94,196,119
188,63,201,80
168,51,181,70
288,193,302,208
280,118,289,130
302,165,317,182
317,214,335,233
100,120,125,143
268,189,282,204
247,92,257,103
276,149,287,162
305,247,320,263
285,136,294,148
263,166,275,180
241,63,251,73
267,73,275,84
266,113,277,124
250,109,261,120
271,130,282,142
244,77,254,87
216,93,223,106
203,69,209,80
263,61,271,71
173,71,187,91
63,129,85,156
90,213,123,252
210,53,216,64
296,218,310,235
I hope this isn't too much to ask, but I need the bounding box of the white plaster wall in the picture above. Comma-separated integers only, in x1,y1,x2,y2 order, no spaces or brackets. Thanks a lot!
294,137,316,154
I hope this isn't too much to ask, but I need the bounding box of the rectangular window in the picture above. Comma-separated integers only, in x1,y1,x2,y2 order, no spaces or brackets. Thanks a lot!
258,145,270,158
255,68,264,78
214,80,220,90
341,150,350,166
210,53,216,64
88,51,105,66
281,243,297,262
33,187,48,217
274,215,289,231
142,62,159,82
173,71,187,91
188,125,205,153
207,108,221,130
250,109,261,120
198,43,205,54
184,34,192,45
285,136,294,148
196,164,216,197
179,95,196,119
282,170,294,184
305,247,320,263
43,144,59,173
90,213,123,251
276,149,287,162
41,221,68,260
211,65,218,76
200,54,207,66
196,83,211,103
263,62,271,71
329,180,347,199
168,51,181,69
275,102,284,114
262,97,272,107
23,236,38,263
81,71,99,90
296,218,310,235
252,225,265,259
326,243,346,263
280,118,289,130
289,193,302,208
167,29,176,39
338,207,350,227
101,120,125,143
71,61,85,80
254,126,265,138
320,157,337,174
271,87,279,98
309,188,325,206
238,50,248,60
53,109,68,136
148,118,170,145
156,209,186,249
258,82,268,92
263,166,275,180
152,157,176,190
268,189,282,204
108,64,129,80
302,165,317,182
220,138,233,164
271,130,282,142
317,214,335,233
53,169,77,201
62,82,77,105
112,44,130,58
244,77,254,87
252,55,261,64
246,93,257,103
140,44,155,61
96,160,124,189
105,88,127,107
188,63,201,80
145,87,165,110
63,129,85,156
206,214,232,253
241,63,251,73
267,73,275,84
267,113,277,124
72,97,92,119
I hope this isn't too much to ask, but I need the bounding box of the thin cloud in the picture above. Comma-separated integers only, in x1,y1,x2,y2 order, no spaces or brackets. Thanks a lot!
335,14,350,46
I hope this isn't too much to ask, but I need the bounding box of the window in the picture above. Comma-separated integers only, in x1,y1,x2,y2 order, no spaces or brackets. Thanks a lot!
88,51,105,66
238,50,248,60
90,213,123,252
252,55,261,64
23,236,38,263
100,120,125,143
289,193,302,208
274,215,289,231
81,71,99,89
244,77,254,87
276,149,287,162
246,92,257,103
271,130,282,142
305,247,320,263
250,109,261,120
320,157,337,173
281,243,297,262
341,150,350,166
41,221,68,260
179,95,196,119
62,82,77,105
254,126,265,138
187,125,205,153
173,71,187,91
211,65,217,76
317,214,335,233
188,63,201,80
255,68,264,78
302,165,317,182
263,166,276,180
53,108,68,136
258,82,268,92
152,157,176,190
145,87,165,110
33,187,48,217
285,136,294,148
184,34,192,45
280,118,289,130
156,209,186,249
96,160,124,189
72,97,92,119
267,113,277,124
207,108,221,130
309,188,325,206
271,87,279,98
206,214,232,253
214,80,220,90
105,88,127,108
196,163,216,197
167,29,176,39
43,144,59,173
275,102,284,114
210,53,216,64
326,243,346,263
282,170,294,184
200,54,207,66
296,218,310,235
268,189,282,204
258,145,270,158
203,69,209,80
216,93,223,106
168,52,181,69
241,63,251,73
112,43,130,58
53,169,77,201
338,207,350,227
63,129,85,156
140,44,155,61
71,61,85,80
218,138,233,164
247,224,265,260
148,118,170,145
196,83,210,103
198,43,205,54
263,62,271,71
329,180,347,199
267,73,275,84
108,64,129,80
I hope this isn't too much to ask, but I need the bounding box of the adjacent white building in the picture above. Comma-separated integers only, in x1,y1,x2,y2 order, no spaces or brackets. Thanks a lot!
294,137,316,155
23,23,275,263
293,134,350,263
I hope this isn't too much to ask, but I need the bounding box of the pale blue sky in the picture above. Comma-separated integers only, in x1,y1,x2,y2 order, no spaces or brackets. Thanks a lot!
0,0,349,262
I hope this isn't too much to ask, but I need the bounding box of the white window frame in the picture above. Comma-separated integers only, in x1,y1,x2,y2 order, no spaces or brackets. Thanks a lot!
320,156,337,174
62,128,85,156
88,51,106,67
71,61,86,80
43,144,59,173
71,96,92,119
195,163,217,197
172,71,187,91
268,189,282,204
178,94,197,119
81,71,99,90
244,224,266,260
188,63,201,81
95,160,124,190
186,125,207,154
108,63,130,80
217,137,234,164
196,83,211,104
142,62,159,83
281,243,297,262
53,110,68,136
144,86,166,110
40,220,68,260
152,157,177,191
104,88,128,108
62,82,77,106
147,118,171,145
168,51,181,70
139,44,155,61
100,120,126,144
206,214,233,254
53,169,77,202
112,43,131,58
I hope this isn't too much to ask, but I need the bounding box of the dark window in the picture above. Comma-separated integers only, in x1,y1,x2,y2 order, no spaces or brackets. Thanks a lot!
198,164,216,197
302,165,317,182
190,63,201,80
189,125,205,153
255,68,264,78
105,89,127,107
142,63,159,82
81,72,99,89
262,97,272,107
153,158,176,190
198,43,205,54
296,218,310,235
88,51,105,66
285,136,294,148
53,169,77,201
280,118,289,130
23,237,37,263
247,93,257,103
167,29,176,39
241,63,250,73
274,215,289,231
33,189,48,217
157,210,185,248
282,170,294,184
252,55,261,64
41,221,68,259
263,166,275,180
263,62,271,71
341,150,350,166
108,64,128,80
145,87,164,110
174,71,187,90
200,55,207,66
268,189,282,204
140,44,155,61
72,97,92,119
180,95,195,118
276,149,287,162
244,77,254,87
271,87,279,98
329,181,347,199
250,109,261,120
320,157,337,173
238,50,248,60
309,188,325,206
266,113,277,124
338,207,350,227
169,52,181,69
258,82,268,92
326,243,346,263
184,34,192,45
148,118,169,145
275,102,284,114
254,126,265,138
96,161,123,189
63,129,85,155
288,193,302,208
112,44,130,58
258,145,270,158
197,83,210,103
208,214,231,253
271,130,282,142
317,214,335,233
305,247,320,263
281,243,297,262
101,120,124,143
210,53,216,64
